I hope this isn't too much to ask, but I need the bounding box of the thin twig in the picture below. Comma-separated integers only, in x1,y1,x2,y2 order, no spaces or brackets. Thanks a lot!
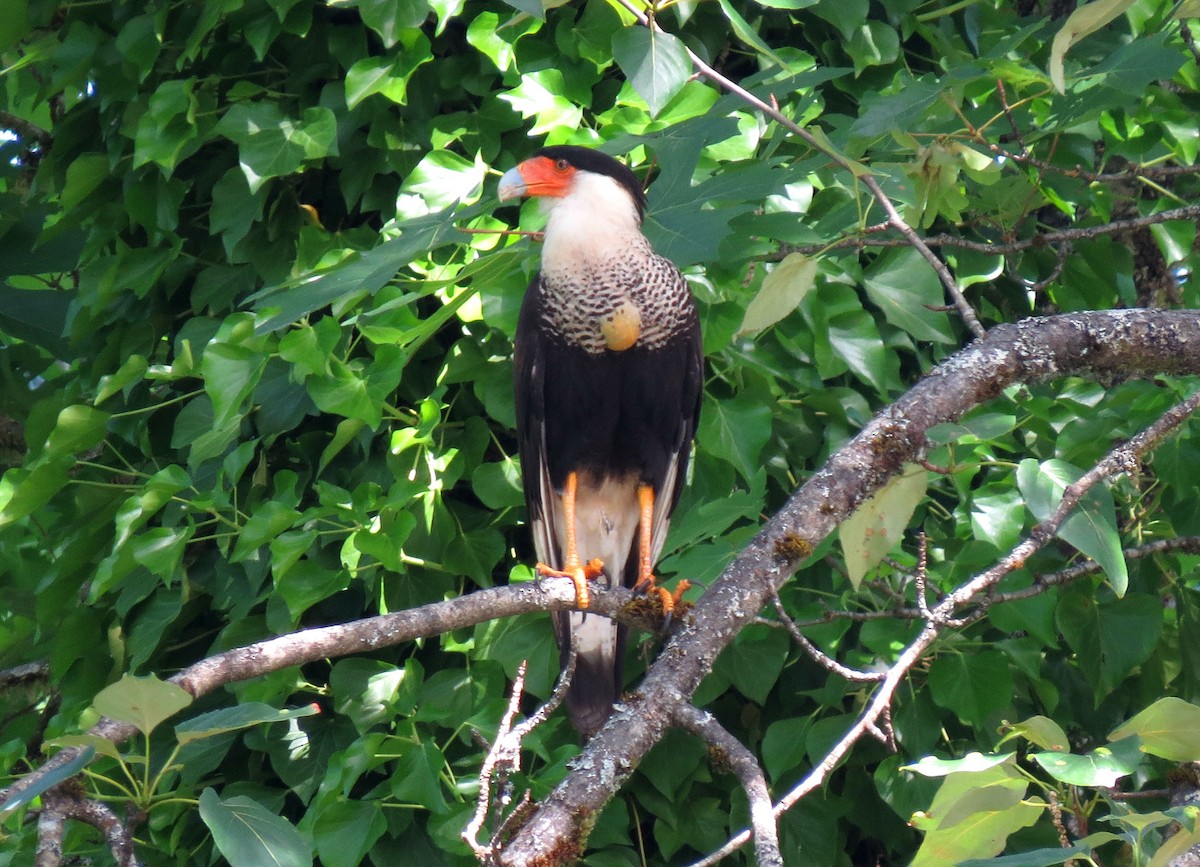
674,706,782,867
780,202,1200,257
464,641,578,859
609,0,986,339
769,596,884,682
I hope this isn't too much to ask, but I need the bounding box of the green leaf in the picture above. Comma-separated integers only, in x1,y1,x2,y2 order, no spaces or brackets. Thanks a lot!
389,741,450,812
344,33,432,108
330,659,408,731
0,0,29,50
611,27,691,117
849,79,942,141
471,459,523,509
1056,590,1162,698
199,788,312,867
251,207,468,332
232,501,302,562
839,464,926,588
904,752,1017,778
1028,735,1143,787
998,716,1069,752
762,717,812,781
176,702,321,745
910,764,1041,866
713,624,789,704
847,20,899,73
45,404,110,459
131,526,193,581
217,102,338,192
312,799,387,867
1016,458,1128,595
399,148,487,215
1109,697,1200,762
862,248,956,343
928,650,1013,726
698,386,773,484
202,343,268,429
357,0,431,45
61,153,109,210
499,69,583,134
715,0,786,67
93,674,193,737
1048,0,1137,92
738,252,817,336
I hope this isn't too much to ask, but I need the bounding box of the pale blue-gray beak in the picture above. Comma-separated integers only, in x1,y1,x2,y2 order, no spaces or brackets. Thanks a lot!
497,166,528,202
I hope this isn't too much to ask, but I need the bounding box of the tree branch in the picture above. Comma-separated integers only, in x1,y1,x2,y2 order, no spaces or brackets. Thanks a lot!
0,111,52,151
673,705,782,867
692,385,1200,865
0,577,636,815
496,309,1200,866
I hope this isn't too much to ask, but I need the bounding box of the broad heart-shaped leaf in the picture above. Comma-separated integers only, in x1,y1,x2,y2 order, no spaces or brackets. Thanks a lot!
0,746,93,815
928,650,1013,726
738,252,817,336
1029,735,1144,787
1109,697,1200,762
1016,458,1128,595
839,464,927,588
199,788,312,867
1056,590,1162,698
175,702,320,746
93,674,192,737
910,762,1041,866
862,247,956,343
611,26,690,117
1048,0,1136,92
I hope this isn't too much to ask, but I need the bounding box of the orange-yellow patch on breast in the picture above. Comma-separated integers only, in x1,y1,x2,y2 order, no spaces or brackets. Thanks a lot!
599,301,641,351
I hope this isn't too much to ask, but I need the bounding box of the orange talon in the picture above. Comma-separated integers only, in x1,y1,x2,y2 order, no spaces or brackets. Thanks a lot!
660,579,692,628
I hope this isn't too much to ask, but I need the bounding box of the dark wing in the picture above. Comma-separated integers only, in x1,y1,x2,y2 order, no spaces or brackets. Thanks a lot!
513,274,558,572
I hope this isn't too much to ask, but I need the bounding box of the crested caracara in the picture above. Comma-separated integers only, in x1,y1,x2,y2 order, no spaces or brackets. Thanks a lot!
498,146,703,735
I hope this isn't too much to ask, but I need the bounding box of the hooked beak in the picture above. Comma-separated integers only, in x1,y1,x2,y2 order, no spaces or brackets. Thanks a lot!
497,165,528,202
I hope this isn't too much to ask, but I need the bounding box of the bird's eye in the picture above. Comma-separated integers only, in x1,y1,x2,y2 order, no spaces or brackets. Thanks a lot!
554,159,570,172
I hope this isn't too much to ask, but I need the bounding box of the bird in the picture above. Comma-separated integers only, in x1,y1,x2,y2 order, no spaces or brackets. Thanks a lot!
498,145,703,735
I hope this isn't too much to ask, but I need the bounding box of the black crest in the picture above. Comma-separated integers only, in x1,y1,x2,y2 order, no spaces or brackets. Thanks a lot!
534,145,646,221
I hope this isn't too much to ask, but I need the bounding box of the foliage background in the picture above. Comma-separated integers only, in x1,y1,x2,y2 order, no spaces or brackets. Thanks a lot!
1,0,1199,863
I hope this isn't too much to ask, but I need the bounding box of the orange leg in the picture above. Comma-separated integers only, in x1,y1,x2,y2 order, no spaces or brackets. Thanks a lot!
632,484,668,601
632,484,691,621
536,472,603,608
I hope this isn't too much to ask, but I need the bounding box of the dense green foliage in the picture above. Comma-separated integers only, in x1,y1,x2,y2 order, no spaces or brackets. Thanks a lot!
1,0,1199,863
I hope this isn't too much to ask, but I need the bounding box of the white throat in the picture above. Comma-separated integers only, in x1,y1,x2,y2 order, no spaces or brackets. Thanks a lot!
539,172,647,274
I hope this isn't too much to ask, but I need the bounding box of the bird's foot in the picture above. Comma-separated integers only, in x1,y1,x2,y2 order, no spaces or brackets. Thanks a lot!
537,558,604,608
634,573,693,628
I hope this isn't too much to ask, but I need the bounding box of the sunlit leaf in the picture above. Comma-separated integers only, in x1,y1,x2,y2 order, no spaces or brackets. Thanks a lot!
93,674,193,737
840,464,927,588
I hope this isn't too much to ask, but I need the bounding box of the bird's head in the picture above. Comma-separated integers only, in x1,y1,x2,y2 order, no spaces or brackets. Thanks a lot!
498,146,647,233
